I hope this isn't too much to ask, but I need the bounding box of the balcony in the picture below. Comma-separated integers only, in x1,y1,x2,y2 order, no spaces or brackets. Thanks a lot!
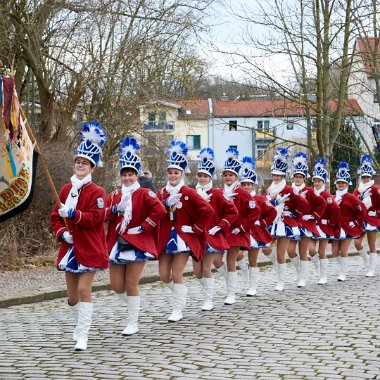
143,123,174,131
256,160,272,168
256,131,275,141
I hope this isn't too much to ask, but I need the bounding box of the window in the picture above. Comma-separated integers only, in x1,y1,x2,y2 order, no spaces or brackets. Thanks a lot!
229,145,237,150
257,120,270,132
158,111,166,124
287,120,294,130
148,112,156,127
256,145,266,159
374,93,379,103
186,135,201,150
311,119,317,129
229,120,237,131
147,111,166,126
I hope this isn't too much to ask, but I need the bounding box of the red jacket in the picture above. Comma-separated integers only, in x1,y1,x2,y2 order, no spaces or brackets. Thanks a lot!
105,187,166,258
157,186,214,260
317,189,341,237
250,193,276,244
334,192,366,237
50,182,108,269
204,188,238,251
225,187,261,249
296,186,327,235
265,185,308,227
353,185,380,227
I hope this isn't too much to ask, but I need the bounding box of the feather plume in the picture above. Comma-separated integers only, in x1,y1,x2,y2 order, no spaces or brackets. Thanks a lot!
198,147,214,160
80,121,107,147
338,162,350,171
167,140,188,156
119,136,140,156
292,151,308,166
242,156,256,170
273,147,288,162
360,155,372,165
314,157,327,169
225,147,239,158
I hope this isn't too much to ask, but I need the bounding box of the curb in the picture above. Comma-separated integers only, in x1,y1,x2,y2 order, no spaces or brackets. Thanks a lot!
0,252,364,308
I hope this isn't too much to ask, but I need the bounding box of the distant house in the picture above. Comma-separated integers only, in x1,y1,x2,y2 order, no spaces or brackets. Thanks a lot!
348,37,380,151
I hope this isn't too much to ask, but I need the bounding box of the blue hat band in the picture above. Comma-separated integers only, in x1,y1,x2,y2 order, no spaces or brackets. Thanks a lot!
167,152,188,172
223,158,241,175
271,159,288,174
241,168,257,184
76,141,102,166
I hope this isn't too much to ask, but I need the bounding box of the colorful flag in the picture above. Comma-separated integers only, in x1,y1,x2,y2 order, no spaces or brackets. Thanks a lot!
0,75,37,222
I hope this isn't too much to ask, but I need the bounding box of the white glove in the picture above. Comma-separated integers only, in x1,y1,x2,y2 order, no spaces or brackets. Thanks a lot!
277,193,290,204
232,227,240,235
118,195,130,212
254,220,261,226
349,221,355,228
165,193,182,207
127,226,144,234
58,205,74,218
181,225,194,234
302,214,315,221
368,210,377,217
208,225,222,235
300,190,308,198
203,193,212,202
62,231,73,244
321,219,328,225
224,192,238,201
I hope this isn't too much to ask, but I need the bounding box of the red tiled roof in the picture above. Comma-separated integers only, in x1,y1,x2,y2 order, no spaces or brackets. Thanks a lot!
213,98,362,117
356,37,380,78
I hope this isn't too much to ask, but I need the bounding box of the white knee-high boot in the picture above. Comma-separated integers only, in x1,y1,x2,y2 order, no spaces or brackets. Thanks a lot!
168,283,187,322
237,256,249,285
310,254,320,276
358,248,369,269
216,263,228,281
318,259,328,285
337,257,349,282
201,277,214,311
224,272,238,305
265,251,278,274
74,302,93,351
297,260,308,288
275,263,286,291
69,302,79,342
366,253,377,277
246,267,259,296
122,296,140,335
290,256,301,281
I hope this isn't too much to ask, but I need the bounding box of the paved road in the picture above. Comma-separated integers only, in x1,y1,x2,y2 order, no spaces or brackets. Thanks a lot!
1,256,379,380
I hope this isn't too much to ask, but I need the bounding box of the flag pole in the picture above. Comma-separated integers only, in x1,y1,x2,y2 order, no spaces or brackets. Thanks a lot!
19,107,70,231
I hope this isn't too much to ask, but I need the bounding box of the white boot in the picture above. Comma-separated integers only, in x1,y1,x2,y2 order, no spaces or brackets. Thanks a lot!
275,263,286,291
366,253,377,277
237,256,249,286
74,302,93,351
224,272,238,305
168,283,187,322
290,256,301,281
201,277,214,311
337,257,349,282
265,251,278,274
297,260,308,288
310,254,320,276
166,281,174,292
216,263,228,281
358,248,369,269
246,267,259,296
318,259,328,285
69,302,79,342
197,277,204,288
122,296,140,336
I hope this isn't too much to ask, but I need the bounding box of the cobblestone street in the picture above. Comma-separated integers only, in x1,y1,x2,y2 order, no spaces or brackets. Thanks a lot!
1,256,379,380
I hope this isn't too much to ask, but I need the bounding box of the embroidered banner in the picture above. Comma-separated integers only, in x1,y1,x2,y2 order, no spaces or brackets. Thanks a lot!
0,75,37,222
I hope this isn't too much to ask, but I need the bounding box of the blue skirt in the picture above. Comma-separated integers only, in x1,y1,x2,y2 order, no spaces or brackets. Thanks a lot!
268,221,300,239
329,228,358,240
364,221,379,232
205,242,224,254
250,235,269,249
312,225,336,240
164,228,190,254
109,241,155,264
58,246,100,274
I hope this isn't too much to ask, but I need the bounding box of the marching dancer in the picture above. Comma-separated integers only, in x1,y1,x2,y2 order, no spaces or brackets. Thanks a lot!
240,157,276,296
332,162,366,281
265,147,308,291
193,148,238,310
50,122,108,351
353,155,380,277
216,148,260,305
105,137,166,335
157,141,213,322
308,158,341,284
287,152,326,287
